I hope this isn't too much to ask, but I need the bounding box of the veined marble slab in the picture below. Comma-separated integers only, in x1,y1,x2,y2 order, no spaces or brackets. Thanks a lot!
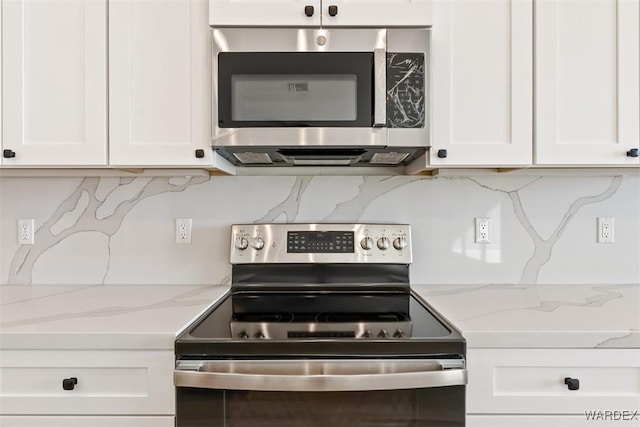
413,284,640,349
1,283,637,351
0,285,228,350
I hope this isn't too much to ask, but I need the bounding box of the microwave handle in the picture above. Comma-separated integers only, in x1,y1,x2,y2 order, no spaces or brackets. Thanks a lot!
373,48,387,128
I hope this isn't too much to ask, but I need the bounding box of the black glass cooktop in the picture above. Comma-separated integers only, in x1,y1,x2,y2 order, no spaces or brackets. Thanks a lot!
176,290,464,357
188,292,451,340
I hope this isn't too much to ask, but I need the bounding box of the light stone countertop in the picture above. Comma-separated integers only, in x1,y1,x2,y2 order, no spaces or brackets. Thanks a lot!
0,285,228,350
0,284,638,351
412,284,640,349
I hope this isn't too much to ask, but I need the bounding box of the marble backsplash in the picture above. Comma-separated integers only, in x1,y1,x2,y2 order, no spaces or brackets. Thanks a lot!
0,174,638,286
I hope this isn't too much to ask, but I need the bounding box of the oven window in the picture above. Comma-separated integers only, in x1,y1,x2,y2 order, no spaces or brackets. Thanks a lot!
218,52,374,128
231,74,357,122
177,386,465,427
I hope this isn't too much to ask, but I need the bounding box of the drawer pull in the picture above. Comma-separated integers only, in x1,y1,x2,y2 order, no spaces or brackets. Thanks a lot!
62,377,78,391
564,377,579,391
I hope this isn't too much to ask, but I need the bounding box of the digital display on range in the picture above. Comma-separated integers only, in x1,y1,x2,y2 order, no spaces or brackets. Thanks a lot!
287,231,354,253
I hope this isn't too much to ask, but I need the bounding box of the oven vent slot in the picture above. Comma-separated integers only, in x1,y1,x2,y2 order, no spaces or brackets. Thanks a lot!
370,152,410,165
233,152,273,164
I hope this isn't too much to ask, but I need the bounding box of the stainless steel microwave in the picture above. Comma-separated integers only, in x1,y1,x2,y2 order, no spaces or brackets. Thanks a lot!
211,28,430,167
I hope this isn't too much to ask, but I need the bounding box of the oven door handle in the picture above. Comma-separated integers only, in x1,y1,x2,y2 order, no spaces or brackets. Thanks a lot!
174,360,466,392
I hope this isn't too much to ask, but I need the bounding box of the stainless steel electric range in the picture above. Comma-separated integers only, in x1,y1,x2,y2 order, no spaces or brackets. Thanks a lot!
175,223,466,427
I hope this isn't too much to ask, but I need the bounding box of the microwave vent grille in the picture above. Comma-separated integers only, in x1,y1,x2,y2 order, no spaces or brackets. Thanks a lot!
233,152,273,164
370,152,410,165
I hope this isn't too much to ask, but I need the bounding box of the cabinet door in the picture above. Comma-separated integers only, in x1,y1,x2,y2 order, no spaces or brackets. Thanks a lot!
1,0,107,166
210,0,321,27
429,0,533,166
322,0,431,26
109,0,212,166
467,349,640,415
0,417,174,427
535,0,640,165
0,350,174,415
467,415,623,426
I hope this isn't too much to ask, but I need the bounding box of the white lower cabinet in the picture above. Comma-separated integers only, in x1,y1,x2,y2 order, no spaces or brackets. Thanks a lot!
0,350,175,420
0,417,174,427
467,348,640,425
467,415,626,426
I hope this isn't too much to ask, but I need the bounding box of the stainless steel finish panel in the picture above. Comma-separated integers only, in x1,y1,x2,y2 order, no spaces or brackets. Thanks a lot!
175,359,467,391
212,28,386,53
373,48,387,127
230,223,411,264
213,127,387,147
230,319,412,340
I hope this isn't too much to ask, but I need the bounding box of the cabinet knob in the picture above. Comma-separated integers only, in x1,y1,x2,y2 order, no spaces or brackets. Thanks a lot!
3,149,16,159
304,5,314,16
627,148,639,158
437,149,448,159
564,377,579,391
62,377,78,391
328,5,338,16
195,149,205,159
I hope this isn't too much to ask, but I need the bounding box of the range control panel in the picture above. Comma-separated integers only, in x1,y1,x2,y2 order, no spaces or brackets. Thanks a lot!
287,231,355,253
230,224,411,264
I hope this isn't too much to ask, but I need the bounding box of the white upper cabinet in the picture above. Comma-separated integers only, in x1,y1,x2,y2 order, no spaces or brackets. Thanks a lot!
320,0,432,27
1,0,107,166
209,0,431,27
210,0,322,27
428,0,533,167
109,0,212,167
535,0,640,166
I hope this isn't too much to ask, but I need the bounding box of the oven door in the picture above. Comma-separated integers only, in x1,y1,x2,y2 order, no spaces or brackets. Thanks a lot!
175,359,466,427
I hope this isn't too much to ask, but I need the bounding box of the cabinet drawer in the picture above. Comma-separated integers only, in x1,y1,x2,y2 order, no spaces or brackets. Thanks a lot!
467,415,628,426
467,349,640,414
0,416,174,427
0,350,174,415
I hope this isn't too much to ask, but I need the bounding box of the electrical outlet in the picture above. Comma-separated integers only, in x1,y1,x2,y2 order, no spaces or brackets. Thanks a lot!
475,217,491,243
597,217,614,243
18,219,35,245
176,218,192,244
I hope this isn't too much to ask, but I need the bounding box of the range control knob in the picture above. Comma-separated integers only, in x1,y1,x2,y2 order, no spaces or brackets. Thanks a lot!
238,331,249,339
377,329,388,338
252,237,265,250
377,237,390,251
393,329,405,338
360,237,373,250
234,237,249,250
393,237,407,250
254,331,265,339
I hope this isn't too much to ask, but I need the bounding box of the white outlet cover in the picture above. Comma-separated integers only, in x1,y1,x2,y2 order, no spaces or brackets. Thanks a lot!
475,217,491,244
597,217,614,243
18,219,35,245
175,218,192,244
